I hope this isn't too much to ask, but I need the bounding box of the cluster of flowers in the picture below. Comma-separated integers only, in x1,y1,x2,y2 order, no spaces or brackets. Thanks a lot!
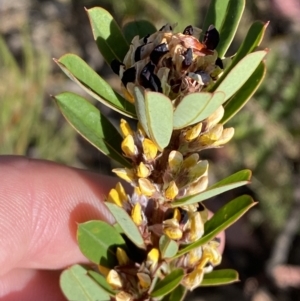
102,23,234,300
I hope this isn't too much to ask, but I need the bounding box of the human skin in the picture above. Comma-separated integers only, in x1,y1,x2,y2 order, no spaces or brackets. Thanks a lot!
0,156,225,301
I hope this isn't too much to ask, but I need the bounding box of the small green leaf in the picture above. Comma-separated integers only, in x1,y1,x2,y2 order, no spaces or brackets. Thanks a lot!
216,0,245,57
174,195,256,258
202,0,231,35
221,62,266,124
172,170,252,207
88,270,115,296
60,264,110,301
201,269,239,286
159,235,179,259
161,285,187,301
54,92,131,167
105,202,146,249
133,86,150,137
150,269,184,298
213,50,268,102
77,220,126,266
87,7,129,63
55,54,136,118
145,91,173,150
123,20,157,44
173,92,212,129
230,21,268,69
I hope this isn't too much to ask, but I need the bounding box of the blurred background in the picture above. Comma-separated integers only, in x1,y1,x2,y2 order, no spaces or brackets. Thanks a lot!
1,0,300,300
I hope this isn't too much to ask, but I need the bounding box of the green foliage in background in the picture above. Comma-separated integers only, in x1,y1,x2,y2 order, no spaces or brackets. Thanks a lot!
0,30,76,164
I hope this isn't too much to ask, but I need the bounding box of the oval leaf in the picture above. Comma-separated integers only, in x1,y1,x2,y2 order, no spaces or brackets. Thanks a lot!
133,86,150,137
105,202,145,249
54,92,131,167
77,221,126,266
60,265,111,301
145,91,173,150
159,235,179,259
173,92,212,129
150,269,184,298
214,50,268,102
216,0,245,58
174,195,256,258
55,54,136,118
87,7,129,63
202,0,231,34
172,169,252,207
161,285,187,301
221,62,266,124
201,269,239,286
123,20,157,44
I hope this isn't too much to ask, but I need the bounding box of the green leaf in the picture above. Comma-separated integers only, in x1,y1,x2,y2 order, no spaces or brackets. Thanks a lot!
105,202,146,249
133,86,150,137
145,91,173,150
173,92,227,129
54,92,131,167
88,270,115,296
174,195,256,258
77,220,126,266
55,54,136,118
230,21,268,69
201,269,239,286
60,264,110,301
87,7,129,63
159,235,179,259
202,0,231,34
161,285,187,301
213,50,268,102
150,269,184,298
173,92,212,129
216,0,245,57
172,170,252,207
123,20,157,44
221,62,266,124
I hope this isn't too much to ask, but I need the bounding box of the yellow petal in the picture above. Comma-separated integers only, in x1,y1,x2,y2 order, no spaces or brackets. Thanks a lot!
173,208,181,223
136,162,151,178
198,124,223,145
187,212,204,242
138,178,156,197
116,182,128,203
98,265,110,277
120,119,133,137
107,188,123,207
163,225,183,240
137,272,151,289
116,247,130,266
142,138,158,161
131,202,143,226
121,135,136,157
168,151,183,173
186,247,203,267
106,269,123,289
185,123,202,141
182,268,204,290
182,153,199,169
205,106,224,129
213,127,234,146
116,291,133,301
188,160,208,182
113,168,136,183
147,248,160,264
165,181,179,200
122,84,135,103
202,241,222,266
186,176,208,195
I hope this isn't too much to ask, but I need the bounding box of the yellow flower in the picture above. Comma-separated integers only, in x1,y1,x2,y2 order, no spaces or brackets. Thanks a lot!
120,119,134,137
121,135,136,157
131,203,143,226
